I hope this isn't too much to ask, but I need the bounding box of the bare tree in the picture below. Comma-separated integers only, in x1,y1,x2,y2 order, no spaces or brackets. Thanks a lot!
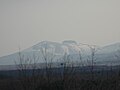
40,43,55,84
80,44,97,79
15,48,41,90
60,50,79,90
115,49,120,76
89,45,97,80
79,43,98,80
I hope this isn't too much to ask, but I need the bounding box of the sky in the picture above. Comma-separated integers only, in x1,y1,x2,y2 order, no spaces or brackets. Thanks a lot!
0,0,120,57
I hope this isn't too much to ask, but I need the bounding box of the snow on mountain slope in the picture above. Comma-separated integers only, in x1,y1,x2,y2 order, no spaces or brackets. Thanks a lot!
23,41,64,55
0,41,120,66
97,42,120,54
23,40,88,56
95,42,120,65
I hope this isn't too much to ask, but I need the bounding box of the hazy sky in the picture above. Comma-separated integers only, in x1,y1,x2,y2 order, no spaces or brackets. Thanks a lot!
0,0,120,57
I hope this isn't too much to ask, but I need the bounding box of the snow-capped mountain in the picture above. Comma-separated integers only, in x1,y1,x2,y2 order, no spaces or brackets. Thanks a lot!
0,40,120,67
96,42,120,65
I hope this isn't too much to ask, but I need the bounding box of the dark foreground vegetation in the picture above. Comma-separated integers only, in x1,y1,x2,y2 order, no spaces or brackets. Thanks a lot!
0,66,120,90
0,44,120,90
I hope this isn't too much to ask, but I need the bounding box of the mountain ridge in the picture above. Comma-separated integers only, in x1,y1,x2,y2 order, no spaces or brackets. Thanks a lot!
0,40,120,66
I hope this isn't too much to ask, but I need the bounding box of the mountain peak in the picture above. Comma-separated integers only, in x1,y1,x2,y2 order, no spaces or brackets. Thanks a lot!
62,40,77,44
0,41,120,66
